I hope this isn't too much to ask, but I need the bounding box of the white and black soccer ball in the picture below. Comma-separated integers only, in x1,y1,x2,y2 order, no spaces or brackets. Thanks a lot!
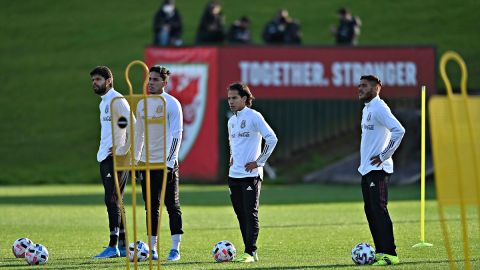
128,241,149,262
351,242,375,265
212,240,236,262
12,238,33,258
25,244,49,265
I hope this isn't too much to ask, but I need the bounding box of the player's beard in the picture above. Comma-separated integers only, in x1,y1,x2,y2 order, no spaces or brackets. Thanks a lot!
93,83,108,95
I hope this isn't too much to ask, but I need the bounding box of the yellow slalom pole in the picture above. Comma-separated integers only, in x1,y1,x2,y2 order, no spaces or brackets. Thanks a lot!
413,86,433,248
125,60,149,96
110,97,131,270
439,51,471,270
124,60,149,269
156,96,168,270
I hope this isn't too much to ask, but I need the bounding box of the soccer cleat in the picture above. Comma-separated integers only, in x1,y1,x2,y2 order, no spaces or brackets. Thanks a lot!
375,253,384,262
93,246,120,259
151,250,159,261
166,249,180,261
119,245,127,257
234,252,255,263
253,251,259,262
373,254,400,266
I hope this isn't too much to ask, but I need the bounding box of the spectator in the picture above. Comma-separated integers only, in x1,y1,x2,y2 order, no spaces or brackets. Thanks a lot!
195,1,225,44
262,9,302,45
153,0,183,46
227,16,252,44
330,7,361,45
284,19,302,44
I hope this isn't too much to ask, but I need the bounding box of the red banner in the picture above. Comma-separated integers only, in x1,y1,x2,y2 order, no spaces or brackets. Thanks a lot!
145,47,219,180
145,46,435,180
219,47,435,99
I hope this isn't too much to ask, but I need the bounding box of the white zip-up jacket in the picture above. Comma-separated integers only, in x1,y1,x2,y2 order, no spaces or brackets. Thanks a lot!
97,89,133,162
358,96,405,176
134,92,183,168
228,107,278,178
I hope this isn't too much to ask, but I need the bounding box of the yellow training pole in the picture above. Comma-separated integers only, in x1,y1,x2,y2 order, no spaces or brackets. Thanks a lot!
123,60,166,270
143,89,153,270
413,86,433,248
124,60,149,269
438,204,457,270
110,97,131,270
440,51,471,270
156,108,168,270
455,52,480,246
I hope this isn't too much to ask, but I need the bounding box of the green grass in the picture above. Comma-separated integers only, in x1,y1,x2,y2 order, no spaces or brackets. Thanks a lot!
1,0,479,184
1,183,479,269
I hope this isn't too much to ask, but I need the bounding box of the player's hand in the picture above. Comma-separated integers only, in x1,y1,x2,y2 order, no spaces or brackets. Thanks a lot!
370,155,382,166
229,158,233,167
244,161,258,172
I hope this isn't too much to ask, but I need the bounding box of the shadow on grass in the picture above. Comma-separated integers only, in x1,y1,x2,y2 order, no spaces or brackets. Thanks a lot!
1,258,477,270
0,258,214,269
208,258,480,270
0,259,125,269
0,183,436,206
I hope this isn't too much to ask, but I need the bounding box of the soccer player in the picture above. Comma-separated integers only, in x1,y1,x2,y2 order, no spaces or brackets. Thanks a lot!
133,65,183,261
227,82,278,263
357,75,405,266
91,66,133,258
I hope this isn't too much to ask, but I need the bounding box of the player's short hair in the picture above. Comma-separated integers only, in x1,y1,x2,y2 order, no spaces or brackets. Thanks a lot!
149,65,171,81
337,7,348,16
360,75,382,87
90,66,113,87
228,82,255,107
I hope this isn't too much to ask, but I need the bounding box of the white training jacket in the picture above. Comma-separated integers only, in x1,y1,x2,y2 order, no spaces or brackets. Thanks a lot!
228,107,278,179
97,89,134,162
133,92,183,168
358,96,405,176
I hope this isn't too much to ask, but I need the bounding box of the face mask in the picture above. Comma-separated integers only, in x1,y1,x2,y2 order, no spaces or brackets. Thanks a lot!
163,4,174,14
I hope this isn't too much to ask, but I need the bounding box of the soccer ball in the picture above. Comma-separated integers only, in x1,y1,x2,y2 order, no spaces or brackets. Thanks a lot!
212,240,236,262
351,242,375,265
128,241,150,262
12,238,33,258
25,244,49,265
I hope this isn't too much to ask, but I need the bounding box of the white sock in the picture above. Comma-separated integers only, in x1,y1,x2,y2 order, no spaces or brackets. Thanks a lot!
171,234,181,251
151,236,157,251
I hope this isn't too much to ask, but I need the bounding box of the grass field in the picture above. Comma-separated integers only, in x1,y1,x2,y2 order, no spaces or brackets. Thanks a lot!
1,0,479,184
1,183,479,269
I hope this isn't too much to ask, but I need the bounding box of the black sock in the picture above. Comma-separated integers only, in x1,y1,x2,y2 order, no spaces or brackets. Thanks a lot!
109,234,118,247
119,231,125,247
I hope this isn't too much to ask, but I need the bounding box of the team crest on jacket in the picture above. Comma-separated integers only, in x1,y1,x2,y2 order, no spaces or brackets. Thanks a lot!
367,112,372,121
163,64,208,161
155,105,163,114
105,105,109,114
240,120,246,129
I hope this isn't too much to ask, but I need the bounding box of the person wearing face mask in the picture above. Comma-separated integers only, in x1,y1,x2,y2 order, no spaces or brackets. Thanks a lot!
153,0,183,46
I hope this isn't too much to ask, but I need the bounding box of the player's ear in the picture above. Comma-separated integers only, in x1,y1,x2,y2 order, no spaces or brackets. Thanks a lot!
106,78,112,87
163,80,168,87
